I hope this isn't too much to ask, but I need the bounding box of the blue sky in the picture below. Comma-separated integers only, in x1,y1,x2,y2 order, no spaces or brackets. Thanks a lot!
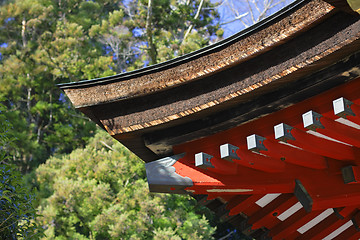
215,0,295,38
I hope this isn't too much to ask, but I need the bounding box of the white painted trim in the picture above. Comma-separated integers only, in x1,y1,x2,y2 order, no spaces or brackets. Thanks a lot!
297,208,334,234
277,202,303,221
255,193,281,208
307,130,351,146
206,189,253,193
323,220,353,240
335,117,360,130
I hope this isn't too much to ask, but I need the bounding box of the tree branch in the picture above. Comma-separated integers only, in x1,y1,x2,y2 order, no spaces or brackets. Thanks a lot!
145,0,157,65
21,17,27,48
220,12,248,26
246,0,256,24
100,141,115,152
182,0,205,43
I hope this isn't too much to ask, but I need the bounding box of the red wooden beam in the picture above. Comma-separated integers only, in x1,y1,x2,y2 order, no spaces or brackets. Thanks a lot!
347,231,360,240
225,195,252,210
141,79,360,237
303,110,360,148
146,152,360,207
195,152,239,175
269,208,321,239
294,179,360,212
247,134,327,169
329,220,357,240
292,207,358,239
287,208,336,239
248,194,295,229
221,144,285,173
173,154,295,195
297,212,346,239
226,194,264,216
263,197,301,229
274,123,360,161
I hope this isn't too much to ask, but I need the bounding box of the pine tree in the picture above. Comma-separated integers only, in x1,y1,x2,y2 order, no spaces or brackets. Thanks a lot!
0,0,222,171
35,130,216,239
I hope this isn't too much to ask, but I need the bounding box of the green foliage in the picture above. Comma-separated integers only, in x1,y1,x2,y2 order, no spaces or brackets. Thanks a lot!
0,164,44,239
0,104,43,239
0,0,222,171
90,0,222,70
35,130,216,239
0,1,232,238
0,0,116,170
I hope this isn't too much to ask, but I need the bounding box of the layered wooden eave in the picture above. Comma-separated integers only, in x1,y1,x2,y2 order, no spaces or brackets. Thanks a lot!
60,0,360,238
60,0,360,163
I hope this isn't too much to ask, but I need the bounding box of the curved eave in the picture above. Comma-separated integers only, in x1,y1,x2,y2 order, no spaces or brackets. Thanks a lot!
60,0,335,109
59,0,307,90
61,0,360,163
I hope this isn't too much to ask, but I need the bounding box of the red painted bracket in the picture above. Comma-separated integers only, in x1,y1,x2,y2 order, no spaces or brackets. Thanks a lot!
247,134,327,169
303,110,360,148
221,144,285,173
274,123,359,161
195,152,238,175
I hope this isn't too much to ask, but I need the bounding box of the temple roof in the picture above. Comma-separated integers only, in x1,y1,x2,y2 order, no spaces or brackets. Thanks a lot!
60,0,360,238
60,0,360,162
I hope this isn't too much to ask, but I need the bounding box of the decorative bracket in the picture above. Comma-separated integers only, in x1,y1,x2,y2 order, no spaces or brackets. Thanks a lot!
333,97,355,119
247,134,267,152
274,123,295,142
220,143,240,162
302,111,324,131
195,152,214,169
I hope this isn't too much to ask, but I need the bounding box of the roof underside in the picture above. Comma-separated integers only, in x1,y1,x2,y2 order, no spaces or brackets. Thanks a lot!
158,77,360,238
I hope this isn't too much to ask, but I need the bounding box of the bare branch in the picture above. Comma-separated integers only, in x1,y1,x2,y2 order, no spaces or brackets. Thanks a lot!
252,0,261,15
218,0,290,32
183,0,205,42
21,18,27,48
100,141,115,152
145,0,157,64
257,0,274,22
246,0,256,23
220,12,248,26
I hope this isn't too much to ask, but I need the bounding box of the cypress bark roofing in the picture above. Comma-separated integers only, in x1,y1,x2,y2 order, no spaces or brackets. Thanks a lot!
60,0,360,163
60,0,331,108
